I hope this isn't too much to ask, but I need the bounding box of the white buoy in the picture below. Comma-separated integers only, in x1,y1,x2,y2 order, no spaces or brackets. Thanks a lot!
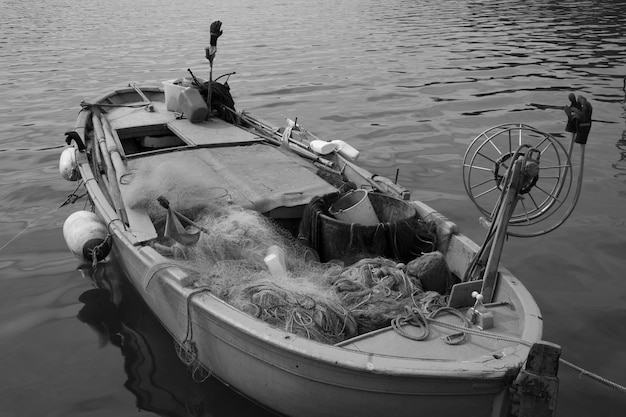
308,140,337,155
59,147,79,181
330,140,360,161
63,211,110,263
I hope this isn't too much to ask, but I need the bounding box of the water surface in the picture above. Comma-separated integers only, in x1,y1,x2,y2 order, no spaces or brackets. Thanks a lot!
1,0,625,415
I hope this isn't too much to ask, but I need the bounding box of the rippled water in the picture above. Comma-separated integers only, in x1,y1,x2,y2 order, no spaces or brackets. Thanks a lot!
1,0,625,415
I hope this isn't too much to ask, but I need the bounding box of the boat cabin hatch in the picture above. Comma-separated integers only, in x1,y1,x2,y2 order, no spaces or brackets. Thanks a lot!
116,124,187,155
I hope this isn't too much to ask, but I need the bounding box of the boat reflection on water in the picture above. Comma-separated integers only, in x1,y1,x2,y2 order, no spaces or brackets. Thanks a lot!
615,133,626,178
616,86,626,177
617,76,626,176
76,260,275,417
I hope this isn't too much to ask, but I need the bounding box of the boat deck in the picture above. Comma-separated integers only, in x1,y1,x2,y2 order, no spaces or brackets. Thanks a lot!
338,302,521,361
107,101,265,148
102,96,337,241
124,145,337,213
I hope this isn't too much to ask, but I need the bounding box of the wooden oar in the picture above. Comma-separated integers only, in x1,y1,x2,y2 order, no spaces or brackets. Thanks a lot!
220,106,335,167
80,100,151,109
91,109,128,225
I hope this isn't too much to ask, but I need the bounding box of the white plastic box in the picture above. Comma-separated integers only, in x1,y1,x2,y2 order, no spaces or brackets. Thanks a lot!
163,78,209,122
163,79,186,112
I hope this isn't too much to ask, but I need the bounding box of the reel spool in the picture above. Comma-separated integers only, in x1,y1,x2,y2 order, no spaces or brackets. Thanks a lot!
462,123,574,237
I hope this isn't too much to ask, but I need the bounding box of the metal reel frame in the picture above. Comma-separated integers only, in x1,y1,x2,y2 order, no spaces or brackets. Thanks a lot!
462,123,573,229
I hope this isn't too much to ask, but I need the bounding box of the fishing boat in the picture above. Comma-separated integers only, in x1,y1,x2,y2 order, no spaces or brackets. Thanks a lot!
59,22,594,417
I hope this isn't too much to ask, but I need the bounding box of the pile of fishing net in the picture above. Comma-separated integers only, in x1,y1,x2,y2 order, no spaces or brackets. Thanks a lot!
162,207,355,344
151,204,456,345
327,256,453,335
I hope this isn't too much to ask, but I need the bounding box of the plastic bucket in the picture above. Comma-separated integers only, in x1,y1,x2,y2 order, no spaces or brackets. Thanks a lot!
329,189,380,226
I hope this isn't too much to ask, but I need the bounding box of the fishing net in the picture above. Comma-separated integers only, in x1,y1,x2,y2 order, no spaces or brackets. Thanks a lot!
122,154,233,219
182,208,355,341
146,199,453,344
326,257,449,334
130,162,452,344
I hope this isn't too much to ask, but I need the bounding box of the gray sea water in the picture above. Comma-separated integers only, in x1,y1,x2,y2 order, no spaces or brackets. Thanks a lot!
1,0,625,415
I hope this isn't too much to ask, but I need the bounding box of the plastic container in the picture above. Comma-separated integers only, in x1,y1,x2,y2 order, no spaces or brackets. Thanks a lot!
178,88,209,123
329,189,379,226
163,79,185,111
309,140,337,155
264,245,288,278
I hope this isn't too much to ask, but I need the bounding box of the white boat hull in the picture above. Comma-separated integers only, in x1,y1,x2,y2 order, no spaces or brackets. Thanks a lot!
68,85,544,417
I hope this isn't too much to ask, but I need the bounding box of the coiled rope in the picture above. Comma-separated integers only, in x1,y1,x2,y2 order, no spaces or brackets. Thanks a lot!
391,306,469,345
394,307,626,393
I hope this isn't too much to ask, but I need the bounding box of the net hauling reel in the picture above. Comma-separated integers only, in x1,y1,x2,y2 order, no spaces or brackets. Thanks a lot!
453,95,592,312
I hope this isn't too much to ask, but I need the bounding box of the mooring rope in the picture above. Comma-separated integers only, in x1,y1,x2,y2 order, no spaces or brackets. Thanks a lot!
174,287,213,382
559,358,626,393
394,307,626,393
0,183,87,254
59,179,88,207
91,233,111,269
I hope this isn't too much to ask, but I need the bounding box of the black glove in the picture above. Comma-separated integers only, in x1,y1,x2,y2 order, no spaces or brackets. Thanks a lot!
564,93,579,133
210,21,223,46
564,94,592,144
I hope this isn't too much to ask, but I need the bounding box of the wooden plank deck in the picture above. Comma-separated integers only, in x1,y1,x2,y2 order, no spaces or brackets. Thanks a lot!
107,100,264,147
167,117,263,146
